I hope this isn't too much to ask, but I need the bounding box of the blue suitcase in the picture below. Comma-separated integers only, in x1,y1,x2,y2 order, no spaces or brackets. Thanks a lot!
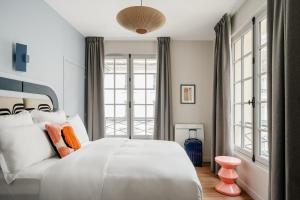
184,137,203,167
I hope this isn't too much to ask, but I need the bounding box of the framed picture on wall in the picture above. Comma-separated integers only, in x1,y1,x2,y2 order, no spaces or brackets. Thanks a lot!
180,84,196,104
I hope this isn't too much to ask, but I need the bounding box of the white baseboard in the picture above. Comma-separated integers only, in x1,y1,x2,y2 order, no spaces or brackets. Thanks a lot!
237,178,265,200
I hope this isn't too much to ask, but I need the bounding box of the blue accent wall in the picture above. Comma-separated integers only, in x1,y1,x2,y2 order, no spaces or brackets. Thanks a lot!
0,0,85,114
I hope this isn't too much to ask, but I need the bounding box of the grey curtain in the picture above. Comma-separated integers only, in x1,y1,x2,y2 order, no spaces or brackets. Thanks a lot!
211,14,232,173
154,37,174,141
268,0,300,199
85,37,105,140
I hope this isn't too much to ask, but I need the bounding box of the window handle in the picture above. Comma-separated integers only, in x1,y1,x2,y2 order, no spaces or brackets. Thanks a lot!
247,97,255,108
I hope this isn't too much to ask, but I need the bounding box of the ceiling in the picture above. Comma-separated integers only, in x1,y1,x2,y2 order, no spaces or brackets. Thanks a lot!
44,0,246,40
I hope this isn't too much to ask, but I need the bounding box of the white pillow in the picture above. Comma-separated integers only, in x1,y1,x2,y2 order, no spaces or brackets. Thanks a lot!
0,111,33,128
67,114,90,145
31,110,66,124
0,111,34,181
0,124,55,184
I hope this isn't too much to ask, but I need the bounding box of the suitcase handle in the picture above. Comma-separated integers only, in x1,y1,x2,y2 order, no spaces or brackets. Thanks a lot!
188,129,197,138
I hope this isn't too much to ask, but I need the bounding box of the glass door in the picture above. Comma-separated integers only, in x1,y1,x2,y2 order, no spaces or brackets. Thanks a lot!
131,56,157,139
104,54,157,139
104,56,130,137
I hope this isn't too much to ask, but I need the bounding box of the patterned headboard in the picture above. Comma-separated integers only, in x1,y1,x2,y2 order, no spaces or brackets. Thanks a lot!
24,98,53,112
0,97,25,115
0,77,58,115
0,96,54,115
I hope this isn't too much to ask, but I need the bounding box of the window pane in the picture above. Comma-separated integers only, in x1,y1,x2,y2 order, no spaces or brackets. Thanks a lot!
134,105,145,118
235,83,241,103
104,57,128,137
260,131,269,157
105,119,114,135
234,39,241,61
260,74,267,101
231,23,268,160
105,105,114,118
260,47,267,73
260,103,268,130
146,119,154,136
146,59,157,73
115,119,127,135
115,59,127,73
133,59,145,73
104,74,114,89
243,30,252,55
146,90,156,105
234,61,241,82
234,104,241,125
146,74,156,89
134,90,145,104
104,90,114,104
115,90,127,104
115,105,126,118
134,74,145,89
134,120,146,135
115,74,126,89
146,105,154,118
260,18,267,45
244,127,253,151
243,104,253,127
234,126,241,147
243,79,253,103
104,59,114,73
243,55,252,79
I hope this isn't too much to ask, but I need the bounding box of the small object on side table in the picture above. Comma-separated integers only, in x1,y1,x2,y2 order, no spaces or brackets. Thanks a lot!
215,156,241,196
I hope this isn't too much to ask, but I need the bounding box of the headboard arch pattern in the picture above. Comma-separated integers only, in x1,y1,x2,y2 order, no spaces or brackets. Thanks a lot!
0,77,59,111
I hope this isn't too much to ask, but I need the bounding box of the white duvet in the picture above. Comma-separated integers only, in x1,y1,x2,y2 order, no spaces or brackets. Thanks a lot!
39,138,202,200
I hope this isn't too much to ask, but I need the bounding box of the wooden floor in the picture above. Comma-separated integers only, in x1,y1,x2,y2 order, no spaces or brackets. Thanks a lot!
196,164,252,200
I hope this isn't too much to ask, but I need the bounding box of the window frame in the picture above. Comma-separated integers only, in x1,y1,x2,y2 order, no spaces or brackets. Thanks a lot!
104,54,131,138
232,22,254,158
254,13,268,166
231,10,268,166
130,54,157,139
104,54,157,139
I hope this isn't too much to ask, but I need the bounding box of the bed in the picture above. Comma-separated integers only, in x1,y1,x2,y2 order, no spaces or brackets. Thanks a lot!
0,77,202,200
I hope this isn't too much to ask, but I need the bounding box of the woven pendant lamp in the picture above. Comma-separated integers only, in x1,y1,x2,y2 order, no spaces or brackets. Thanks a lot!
116,0,166,34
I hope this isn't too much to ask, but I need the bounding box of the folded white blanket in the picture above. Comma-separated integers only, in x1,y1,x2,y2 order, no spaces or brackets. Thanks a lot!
40,138,202,200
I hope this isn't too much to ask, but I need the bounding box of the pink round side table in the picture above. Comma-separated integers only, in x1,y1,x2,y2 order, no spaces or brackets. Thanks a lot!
215,156,242,196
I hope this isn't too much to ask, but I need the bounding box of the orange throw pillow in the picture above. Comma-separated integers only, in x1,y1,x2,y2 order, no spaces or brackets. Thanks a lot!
61,124,81,150
45,124,74,158
45,123,81,158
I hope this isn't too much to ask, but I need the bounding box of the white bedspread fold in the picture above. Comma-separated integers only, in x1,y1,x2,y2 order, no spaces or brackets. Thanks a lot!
39,138,202,200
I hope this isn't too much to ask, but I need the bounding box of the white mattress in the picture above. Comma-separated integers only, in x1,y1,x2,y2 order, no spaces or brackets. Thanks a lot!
0,157,59,200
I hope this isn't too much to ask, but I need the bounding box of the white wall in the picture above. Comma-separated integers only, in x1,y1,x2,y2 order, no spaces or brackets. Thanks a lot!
105,40,214,161
231,0,267,34
105,40,157,55
171,41,214,162
231,0,269,200
0,0,85,118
